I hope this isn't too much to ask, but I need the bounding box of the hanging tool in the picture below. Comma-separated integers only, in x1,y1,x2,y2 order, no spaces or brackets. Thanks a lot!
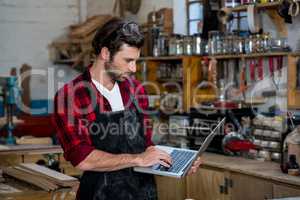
268,56,275,77
239,59,247,100
208,58,217,86
257,57,264,81
268,56,279,90
249,59,256,82
276,56,283,77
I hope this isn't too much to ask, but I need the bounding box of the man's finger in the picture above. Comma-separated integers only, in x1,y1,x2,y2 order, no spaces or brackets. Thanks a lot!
158,160,171,168
192,160,200,167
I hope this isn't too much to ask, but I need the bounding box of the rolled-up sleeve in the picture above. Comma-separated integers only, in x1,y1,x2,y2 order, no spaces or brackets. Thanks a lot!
52,86,95,167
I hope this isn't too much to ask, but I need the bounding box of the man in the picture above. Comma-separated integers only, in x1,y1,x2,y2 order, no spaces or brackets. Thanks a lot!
53,18,202,200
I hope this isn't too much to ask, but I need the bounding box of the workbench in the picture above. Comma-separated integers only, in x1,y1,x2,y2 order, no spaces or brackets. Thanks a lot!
0,144,78,200
1,145,300,200
0,178,76,200
156,153,300,200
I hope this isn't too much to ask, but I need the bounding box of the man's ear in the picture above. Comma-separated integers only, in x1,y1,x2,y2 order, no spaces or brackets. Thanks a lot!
99,47,110,61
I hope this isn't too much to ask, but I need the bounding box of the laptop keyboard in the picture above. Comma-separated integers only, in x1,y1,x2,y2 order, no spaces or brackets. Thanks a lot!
153,150,195,173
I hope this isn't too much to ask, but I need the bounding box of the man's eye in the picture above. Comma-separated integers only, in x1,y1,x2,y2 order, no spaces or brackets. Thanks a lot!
126,59,132,63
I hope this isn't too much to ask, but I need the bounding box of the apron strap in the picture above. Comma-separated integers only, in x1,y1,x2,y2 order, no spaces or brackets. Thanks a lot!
121,80,144,114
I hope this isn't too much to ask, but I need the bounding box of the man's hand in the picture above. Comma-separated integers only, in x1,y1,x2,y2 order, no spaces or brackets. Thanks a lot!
187,156,203,175
136,146,172,168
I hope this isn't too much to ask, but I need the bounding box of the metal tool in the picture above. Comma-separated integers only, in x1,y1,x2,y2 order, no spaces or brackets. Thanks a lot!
268,56,279,90
276,56,283,77
0,76,20,145
249,59,256,82
257,58,264,80
239,60,247,100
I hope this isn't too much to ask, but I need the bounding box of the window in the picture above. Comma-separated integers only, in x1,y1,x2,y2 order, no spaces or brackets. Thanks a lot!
227,12,248,32
187,0,204,35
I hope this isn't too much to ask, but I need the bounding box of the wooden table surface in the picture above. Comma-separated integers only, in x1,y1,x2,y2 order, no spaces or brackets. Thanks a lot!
202,153,300,187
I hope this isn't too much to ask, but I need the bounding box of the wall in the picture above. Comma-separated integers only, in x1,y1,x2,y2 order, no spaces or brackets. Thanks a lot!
263,14,300,51
0,0,299,113
0,0,80,103
0,0,172,113
87,0,173,23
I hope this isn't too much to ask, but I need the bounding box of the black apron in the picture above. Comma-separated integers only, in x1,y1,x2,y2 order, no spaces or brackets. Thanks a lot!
78,88,157,200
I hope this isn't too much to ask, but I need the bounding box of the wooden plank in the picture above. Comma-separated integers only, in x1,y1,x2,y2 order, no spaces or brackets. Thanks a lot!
68,15,112,39
0,145,63,155
0,189,76,200
0,191,52,200
23,154,45,164
139,52,300,61
139,56,184,61
288,55,300,109
183,56,205,112
0,155,22,167
209,52,293,60
3,167,58,191
19,163,78,183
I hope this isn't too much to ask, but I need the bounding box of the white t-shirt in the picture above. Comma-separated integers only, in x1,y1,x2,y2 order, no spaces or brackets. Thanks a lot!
92,79,125,112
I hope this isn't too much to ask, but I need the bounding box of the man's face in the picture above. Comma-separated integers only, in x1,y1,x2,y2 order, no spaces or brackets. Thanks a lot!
105,44,140,81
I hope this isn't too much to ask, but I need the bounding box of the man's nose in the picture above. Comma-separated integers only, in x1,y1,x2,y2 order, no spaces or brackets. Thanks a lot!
129,62,137,73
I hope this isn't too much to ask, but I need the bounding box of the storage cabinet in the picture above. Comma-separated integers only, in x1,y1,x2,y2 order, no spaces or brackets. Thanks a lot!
229,173,273,200
155,175,187,200
273,184,300,199
137,56,214,112
155,165,300,200
186,167,229,200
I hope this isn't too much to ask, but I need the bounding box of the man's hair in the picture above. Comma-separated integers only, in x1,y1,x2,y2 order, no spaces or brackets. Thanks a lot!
92,17,144,59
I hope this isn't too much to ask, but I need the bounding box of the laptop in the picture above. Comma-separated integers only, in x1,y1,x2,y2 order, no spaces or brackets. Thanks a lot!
134,118,225,178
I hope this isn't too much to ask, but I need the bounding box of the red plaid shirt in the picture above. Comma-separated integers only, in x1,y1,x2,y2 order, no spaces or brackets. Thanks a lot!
52,67,153,167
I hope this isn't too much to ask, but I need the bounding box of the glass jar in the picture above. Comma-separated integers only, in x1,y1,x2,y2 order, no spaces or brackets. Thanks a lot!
157,33,168,56
249,35,255,53
208,31,223,55
175,35,184,56
226,34,234,54
244,37,250,54
271,37,288,51
262,33,271,52
183,36,193,55
222,36,228,54
232,36,244,54
192,34,204,55
168,35,177,56
240,0,252,4
255,34,264,53
225,0,241,8
237,37,245,54
152,39,159,57
232,35,239,54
